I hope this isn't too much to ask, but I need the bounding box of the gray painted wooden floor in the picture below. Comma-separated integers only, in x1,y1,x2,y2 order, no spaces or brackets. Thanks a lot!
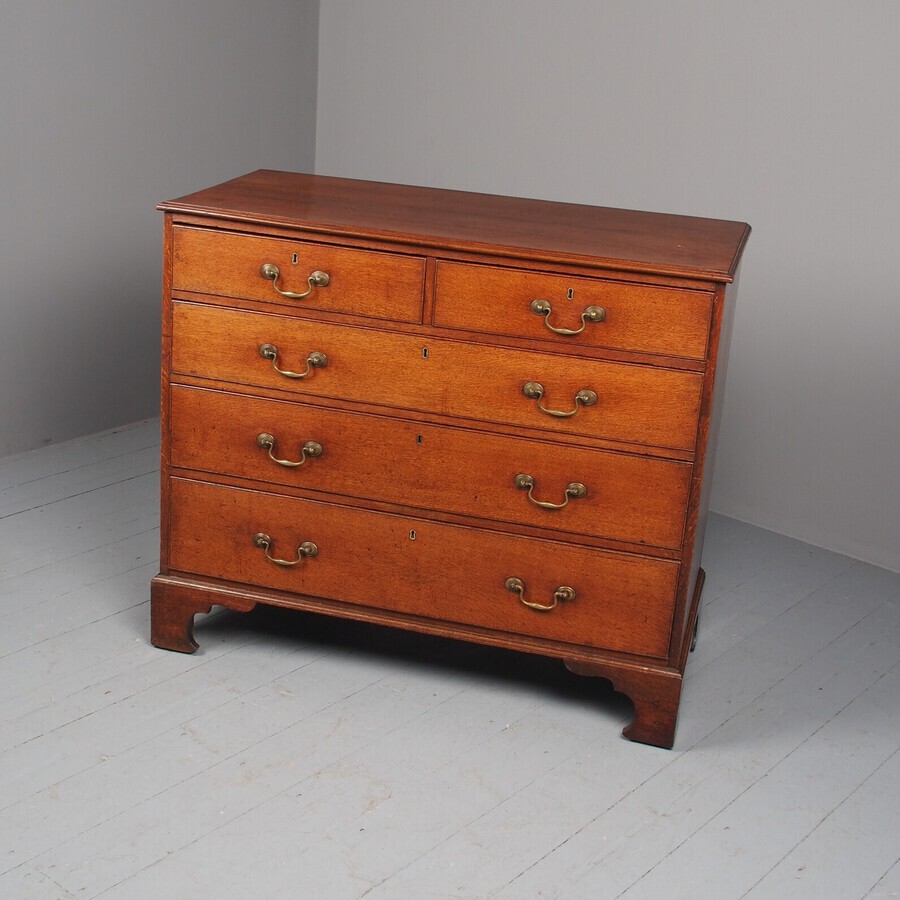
1,419,898,899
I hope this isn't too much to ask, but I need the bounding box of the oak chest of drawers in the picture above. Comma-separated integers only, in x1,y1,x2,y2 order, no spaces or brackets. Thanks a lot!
151,170,750,748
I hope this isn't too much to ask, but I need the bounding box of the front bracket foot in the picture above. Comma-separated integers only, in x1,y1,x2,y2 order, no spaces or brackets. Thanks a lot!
150,578,256,653
565,659,683,749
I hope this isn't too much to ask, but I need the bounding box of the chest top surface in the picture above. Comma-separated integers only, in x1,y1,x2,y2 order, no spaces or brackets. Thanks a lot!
160,170,750,283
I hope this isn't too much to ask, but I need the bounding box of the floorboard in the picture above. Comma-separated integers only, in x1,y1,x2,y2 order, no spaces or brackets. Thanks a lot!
0,419,897,899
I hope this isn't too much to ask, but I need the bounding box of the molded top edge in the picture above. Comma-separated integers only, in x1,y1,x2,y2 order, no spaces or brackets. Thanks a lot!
159,170,750,282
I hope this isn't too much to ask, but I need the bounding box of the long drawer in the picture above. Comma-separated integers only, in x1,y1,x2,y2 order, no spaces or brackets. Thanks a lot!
170,385,692,549
172,226,426,323
168,478,679,658
171,302,704,451
434,261,713,359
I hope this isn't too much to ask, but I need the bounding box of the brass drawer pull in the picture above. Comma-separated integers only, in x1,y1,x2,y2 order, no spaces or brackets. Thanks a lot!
515,473,587,509
256,433,323,468
530,299,605,336
522,382,597,418
260,262,330,299
259,344,327,379
252,532,318,567
505,576,576,612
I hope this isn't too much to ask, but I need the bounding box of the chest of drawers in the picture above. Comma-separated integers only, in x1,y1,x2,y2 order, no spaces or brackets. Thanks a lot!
150,170,749,748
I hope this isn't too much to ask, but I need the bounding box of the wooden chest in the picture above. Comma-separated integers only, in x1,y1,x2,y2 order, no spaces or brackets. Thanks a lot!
151,170,749,748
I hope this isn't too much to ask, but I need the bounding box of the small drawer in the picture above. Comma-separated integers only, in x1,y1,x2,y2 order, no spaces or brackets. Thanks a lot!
434,261,713,359
168,478,679,658
172,226,426,323
171,304,704,451
170,386,692,549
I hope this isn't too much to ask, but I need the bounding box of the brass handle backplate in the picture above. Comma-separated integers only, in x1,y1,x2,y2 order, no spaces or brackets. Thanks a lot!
522,382,597,418
530,299,605,336
259,344,327,379
256,433,323,468
260,262,330,299
515,473,587,510
505,576,576,612
252,532,318,567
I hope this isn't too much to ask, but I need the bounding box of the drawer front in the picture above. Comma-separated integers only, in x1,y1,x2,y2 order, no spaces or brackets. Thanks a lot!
168,478,678,658
171,303,703,451
172,226,426,323
434,261,713,359
170,386,692,549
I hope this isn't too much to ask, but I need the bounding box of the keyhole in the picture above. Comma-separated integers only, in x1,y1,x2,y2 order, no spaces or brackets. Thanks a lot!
567,288,575,300
291,253,299,265
422,347,429,359
409,530,417,541
416,434,424,445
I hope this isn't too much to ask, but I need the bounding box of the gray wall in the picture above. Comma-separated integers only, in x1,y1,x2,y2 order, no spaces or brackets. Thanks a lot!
4,2,897,574
315,0,900,573
0,1,319,457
